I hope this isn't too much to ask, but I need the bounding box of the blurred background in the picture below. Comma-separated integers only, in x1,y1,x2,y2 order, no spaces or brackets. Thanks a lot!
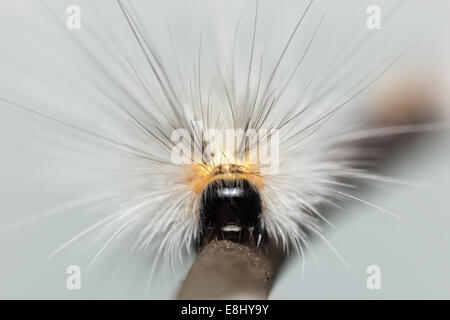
0,0,449,299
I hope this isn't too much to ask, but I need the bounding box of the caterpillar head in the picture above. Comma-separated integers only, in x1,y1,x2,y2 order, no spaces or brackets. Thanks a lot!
188,163,265,249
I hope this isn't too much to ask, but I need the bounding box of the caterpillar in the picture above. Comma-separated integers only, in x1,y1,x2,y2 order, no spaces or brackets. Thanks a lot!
0,0,441,294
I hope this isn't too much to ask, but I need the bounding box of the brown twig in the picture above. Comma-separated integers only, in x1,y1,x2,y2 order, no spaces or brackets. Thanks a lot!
177,240,283,299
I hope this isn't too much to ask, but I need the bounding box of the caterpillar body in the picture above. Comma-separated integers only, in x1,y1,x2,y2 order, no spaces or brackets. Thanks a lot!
0,0,434,287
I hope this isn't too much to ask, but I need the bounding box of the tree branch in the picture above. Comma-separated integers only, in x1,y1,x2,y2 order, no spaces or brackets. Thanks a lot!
177,240,283,299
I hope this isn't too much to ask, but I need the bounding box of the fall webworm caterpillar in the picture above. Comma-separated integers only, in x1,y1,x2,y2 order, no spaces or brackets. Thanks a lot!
0,0,443,293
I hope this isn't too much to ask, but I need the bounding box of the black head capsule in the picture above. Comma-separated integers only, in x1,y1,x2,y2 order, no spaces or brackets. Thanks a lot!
198,179,263,248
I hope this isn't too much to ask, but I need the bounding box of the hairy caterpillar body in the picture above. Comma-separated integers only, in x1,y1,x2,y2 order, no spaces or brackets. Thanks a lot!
1,0,435,285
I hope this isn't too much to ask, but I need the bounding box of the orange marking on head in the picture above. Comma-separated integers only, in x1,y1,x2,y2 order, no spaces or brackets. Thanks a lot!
187,163,263,194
